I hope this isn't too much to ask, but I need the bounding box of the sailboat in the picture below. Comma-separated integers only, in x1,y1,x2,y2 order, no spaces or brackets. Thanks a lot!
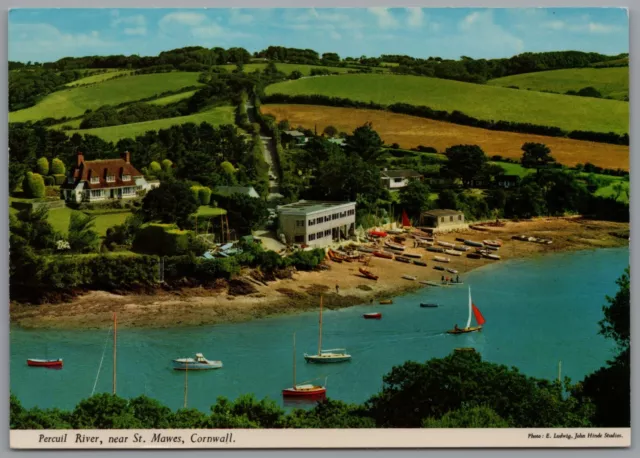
282,333,327,399
304,296,351,363
447,287,486,334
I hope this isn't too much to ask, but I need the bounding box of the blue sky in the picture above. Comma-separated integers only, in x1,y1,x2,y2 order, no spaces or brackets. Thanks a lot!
9,8,629,63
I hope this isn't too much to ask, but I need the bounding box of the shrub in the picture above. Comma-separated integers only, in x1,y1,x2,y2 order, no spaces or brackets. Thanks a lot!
161,159,173,172
50,158,66,175
52,174,66,185
149,161,162,174
36,157,49,176
43,176,55,186
198,187,212,206
23,172,46,198
132,224,191,256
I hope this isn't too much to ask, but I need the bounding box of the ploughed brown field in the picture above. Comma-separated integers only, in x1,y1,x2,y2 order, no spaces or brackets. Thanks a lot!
262,104,629,171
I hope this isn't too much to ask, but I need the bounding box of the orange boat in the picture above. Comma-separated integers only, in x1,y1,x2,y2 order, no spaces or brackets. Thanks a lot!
282,333,327,400
373,251,393,259
359,267,379,281
369,230,388,238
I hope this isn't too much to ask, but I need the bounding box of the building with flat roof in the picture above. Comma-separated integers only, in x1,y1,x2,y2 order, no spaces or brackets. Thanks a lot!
380,169,423,190
420,209,467,232
277,200,356,247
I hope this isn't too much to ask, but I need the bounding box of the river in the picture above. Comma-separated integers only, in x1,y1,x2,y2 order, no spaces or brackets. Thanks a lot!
10,247,628,411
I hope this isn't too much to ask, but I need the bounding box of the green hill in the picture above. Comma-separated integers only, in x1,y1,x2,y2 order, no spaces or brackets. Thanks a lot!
488,67,629,100
265,74,628,134
9,72,203,123
215,63,365,75
64,106,234,142
65,69,133,87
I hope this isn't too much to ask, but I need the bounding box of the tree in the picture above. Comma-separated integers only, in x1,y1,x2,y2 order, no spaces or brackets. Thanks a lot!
198,187,212,206
216,193,269,235
437,189,458,210
50,157,66,175
366,351,593,428
578,268,630,427
141,181,199,229
149,161,162,174
344,122,385,162
504,182,546,219
67,211,100,253
289,70,303,80
161,159,173,172
398,179,432,218
422,406,510,428
72,394,141,429
10,207,58,250
9,161,27,193
22,172,45,198
442,145,487,186
323,125,338,138
521,142,555,171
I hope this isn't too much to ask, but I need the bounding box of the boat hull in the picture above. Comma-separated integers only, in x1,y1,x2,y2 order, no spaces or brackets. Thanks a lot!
447,326,482,334
304,355,352,364
420,303,438,308
379,299,393,304
363,313,382,319
27,359,63,368
172,361,223,370
282,387,326,398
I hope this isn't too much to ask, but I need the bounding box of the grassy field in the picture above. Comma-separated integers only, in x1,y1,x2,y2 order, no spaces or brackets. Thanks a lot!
594,179,629,203
148,90,197,106
10,72,203,123
65,70,133,87
262,104,629,170
65,106,235,142
490,162,534,177
47,207,132,236
488,67,629,100
265,74,628,134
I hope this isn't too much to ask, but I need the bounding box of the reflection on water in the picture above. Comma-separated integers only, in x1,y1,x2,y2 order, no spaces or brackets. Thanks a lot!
10,247,628,412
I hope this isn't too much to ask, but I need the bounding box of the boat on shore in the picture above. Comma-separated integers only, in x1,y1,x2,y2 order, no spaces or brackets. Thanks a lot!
402,275,417,281
363,313,382,319
385,240,405,251
437,241,455,248
427,246,445,253
359,267,378,281
27,359,63,368
484,253,501,260
305,296,351,364
403,252,422,259
467,253,482,259
395,256,412,264
283,333,327,399
447,287,486,335
357,246,377,253
379,299,393,305
420,303,439,308
413,260,427,267
373,251,393,259
433,256,451,263
453,246,471,252
483,239,503,248
420,280,440,287
464,240,484,247
444,249,461,257
369,230,388,238
172,353,223,371
446,268,458,274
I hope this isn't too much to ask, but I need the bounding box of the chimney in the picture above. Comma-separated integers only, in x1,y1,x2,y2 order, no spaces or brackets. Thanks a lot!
121,151,131,163
77,151,84,167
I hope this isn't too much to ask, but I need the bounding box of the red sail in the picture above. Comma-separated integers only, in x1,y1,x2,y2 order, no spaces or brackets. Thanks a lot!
472,303,486,326
402,210,411,227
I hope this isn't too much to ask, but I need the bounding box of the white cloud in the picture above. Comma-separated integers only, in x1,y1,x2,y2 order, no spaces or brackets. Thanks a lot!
192,23,226,39
367,7,399,29
111,14,147,36
454,10,524,57
159,12,207,30
587,22,623,34
229,8,254,25
405,8,423,28
157,11,250,41
542,20,565,30
459,12,482,31
9,23,114,61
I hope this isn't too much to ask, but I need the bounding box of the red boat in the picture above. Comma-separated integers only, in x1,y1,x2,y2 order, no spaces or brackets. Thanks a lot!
283,333,327,400
359,267,379,281
363,313,382,319
369,230,388,238
373,251,394,259
27,359,63,368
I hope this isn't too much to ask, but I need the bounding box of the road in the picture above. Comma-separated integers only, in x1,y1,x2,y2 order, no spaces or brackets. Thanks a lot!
246,102,283,201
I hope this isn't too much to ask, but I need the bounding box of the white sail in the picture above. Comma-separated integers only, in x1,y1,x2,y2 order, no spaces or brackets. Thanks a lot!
465,287,472,329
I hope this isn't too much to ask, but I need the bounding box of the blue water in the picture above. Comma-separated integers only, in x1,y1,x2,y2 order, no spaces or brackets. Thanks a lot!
10,247,628,412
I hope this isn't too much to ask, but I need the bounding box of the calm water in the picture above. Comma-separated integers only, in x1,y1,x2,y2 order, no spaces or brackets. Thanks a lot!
11,247,628,411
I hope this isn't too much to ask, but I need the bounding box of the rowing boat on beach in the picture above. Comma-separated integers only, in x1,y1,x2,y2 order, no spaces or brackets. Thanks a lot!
433,256,451,263
413,260,427,267
395,256,412,264
437,241,455,248
420,280,440,287
402,275,417,281
444,249,461,256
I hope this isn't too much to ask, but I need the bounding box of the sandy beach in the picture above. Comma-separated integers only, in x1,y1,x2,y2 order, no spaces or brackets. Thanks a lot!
10,217,629,330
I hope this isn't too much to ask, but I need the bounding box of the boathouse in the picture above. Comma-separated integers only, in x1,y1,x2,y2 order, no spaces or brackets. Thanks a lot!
420,209,467,233
276,200,356,247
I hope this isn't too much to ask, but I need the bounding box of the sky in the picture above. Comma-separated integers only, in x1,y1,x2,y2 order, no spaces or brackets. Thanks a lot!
8,8,629,63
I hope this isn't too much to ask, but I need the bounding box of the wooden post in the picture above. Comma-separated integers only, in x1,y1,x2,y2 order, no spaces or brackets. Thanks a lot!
113,312,117,395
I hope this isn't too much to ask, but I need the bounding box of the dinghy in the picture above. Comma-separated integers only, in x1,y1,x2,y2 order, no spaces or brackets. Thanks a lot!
446,268,458,274
453,245,471,252
379,299,393,305
27,359,63,368
420,303,439,308
413,260,427,267
403,252,422,259
433,256,450,263
402,275,417,281
483,239,503,248
484,253,501,260
359,267,379,281
363,313,382,319
373,251,393,259
444,249,461,256
433,265,445,271
464,240,484,247
394,256,412,264
447,287,486,335
385,240,405,251
467,253,482,259
437,241,455,248
427,246,445,253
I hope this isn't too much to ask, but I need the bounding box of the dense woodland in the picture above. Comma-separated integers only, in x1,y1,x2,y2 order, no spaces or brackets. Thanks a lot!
10,265,629,429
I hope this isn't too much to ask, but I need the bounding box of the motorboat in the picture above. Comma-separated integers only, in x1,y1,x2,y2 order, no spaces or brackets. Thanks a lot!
172,353,223,370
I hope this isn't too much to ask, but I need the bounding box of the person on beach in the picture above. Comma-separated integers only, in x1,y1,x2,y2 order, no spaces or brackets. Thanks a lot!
456,275,460,283
336,284,340,294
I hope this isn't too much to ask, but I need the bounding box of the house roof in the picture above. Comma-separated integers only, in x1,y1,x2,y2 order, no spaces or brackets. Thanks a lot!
381,169,423,179
277,200,354,216
214,186,260,198
422,209,463,217
64,158,143,190
283,130,306,137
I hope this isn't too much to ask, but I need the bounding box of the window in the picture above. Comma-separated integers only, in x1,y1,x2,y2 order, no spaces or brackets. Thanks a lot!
296,220,305,227
394,178,403,183
106,175,115,183
90,190,103,198
122,187,134,196
90,177,99,184
325,215,330,222
324,229,331,237
316,231,323,239
458,215,462,221
308,234,316,241
294,235,304,243
121,175,131,182
308,218,315,226
440,217,445,222
449,216,453,222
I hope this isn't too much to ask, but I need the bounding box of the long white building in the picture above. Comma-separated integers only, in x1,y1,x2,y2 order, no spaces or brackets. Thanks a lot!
277,200,356,247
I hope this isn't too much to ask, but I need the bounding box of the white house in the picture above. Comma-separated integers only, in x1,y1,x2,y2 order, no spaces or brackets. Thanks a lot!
277,200,356,247
62,151,159,203
380,169,423,190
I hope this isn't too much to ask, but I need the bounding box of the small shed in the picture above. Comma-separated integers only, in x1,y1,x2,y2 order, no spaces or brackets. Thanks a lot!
420,209,466,230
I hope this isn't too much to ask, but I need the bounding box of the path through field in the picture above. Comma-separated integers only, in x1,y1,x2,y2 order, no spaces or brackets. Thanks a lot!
247,102,283,200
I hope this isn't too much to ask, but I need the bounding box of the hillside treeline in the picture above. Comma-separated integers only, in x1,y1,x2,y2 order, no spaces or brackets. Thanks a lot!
9,69,86,111
381,51,629,83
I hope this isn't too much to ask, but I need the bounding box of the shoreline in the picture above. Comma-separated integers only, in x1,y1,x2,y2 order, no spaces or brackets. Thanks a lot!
10,217,629,330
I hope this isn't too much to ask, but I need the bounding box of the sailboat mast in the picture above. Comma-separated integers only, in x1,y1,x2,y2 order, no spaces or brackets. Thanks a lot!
318,296,323,355
465,287,472,329
184,361,188,408
293,333,296,388
113,312,117,395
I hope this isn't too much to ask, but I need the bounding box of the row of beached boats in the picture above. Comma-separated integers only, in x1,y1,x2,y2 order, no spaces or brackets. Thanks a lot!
512,234,553,244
